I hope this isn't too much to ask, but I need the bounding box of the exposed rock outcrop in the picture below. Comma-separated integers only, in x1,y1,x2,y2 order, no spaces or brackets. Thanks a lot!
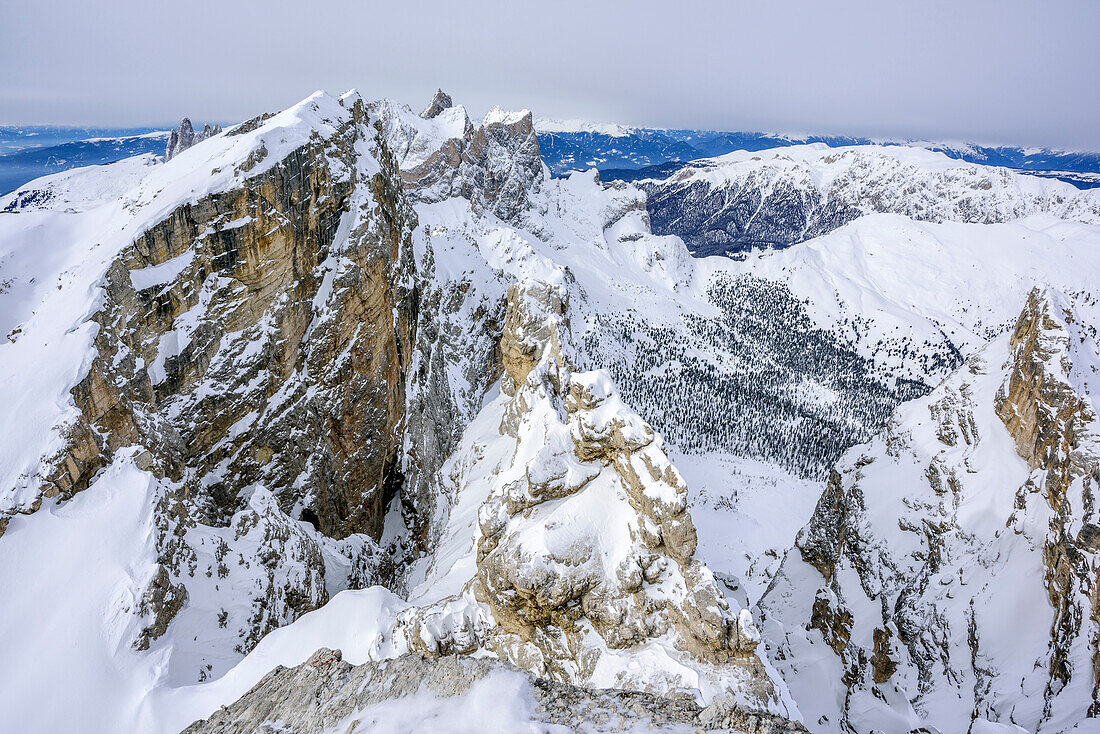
165,118,223,161
372,98,545,226
391,280,782,711
182,648,807,733
420,88,453,119
51,97,416,540
759,287,1100,733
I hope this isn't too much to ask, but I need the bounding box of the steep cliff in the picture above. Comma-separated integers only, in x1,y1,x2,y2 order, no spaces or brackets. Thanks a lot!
0,91,419,681
759,288,1100,733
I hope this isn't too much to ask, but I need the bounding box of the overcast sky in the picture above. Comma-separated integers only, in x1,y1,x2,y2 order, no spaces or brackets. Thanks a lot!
2,0,1098,149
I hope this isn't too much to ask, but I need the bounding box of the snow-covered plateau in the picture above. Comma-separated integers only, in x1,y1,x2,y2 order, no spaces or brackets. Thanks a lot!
2,89,1100,734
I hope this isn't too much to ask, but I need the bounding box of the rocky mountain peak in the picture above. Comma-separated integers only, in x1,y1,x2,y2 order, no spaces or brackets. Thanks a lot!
390,279,784,711
420,88,454,119
0,93,423,677
373,95,544,226
165,117,223,160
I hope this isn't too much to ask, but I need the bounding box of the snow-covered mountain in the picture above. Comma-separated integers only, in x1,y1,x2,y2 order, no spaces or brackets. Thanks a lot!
760,287,1100,733
2,88,1100,733
532,119,1100,190
637,144,1100,256
0,128,171,196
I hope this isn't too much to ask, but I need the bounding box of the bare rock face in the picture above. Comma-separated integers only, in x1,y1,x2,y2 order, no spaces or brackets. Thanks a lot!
181,648,807,734
759,287,1100,733
165,118,223,161
373,99,546,226
56,100,416,541
399,238,506,547
392,280,781,711
4,94,419,674
994,288,1100,714
369,94,544,547
420,88,453,119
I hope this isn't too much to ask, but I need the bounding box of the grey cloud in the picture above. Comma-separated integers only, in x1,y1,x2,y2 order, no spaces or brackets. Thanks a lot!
1,0,1097,149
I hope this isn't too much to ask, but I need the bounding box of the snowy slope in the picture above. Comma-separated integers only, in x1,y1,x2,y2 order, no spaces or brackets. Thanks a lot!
759,288,1100,733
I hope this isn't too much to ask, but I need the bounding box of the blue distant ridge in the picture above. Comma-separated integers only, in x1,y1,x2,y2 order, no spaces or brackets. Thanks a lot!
3,123,1099,199
0,127,170,195
538,129,1100,189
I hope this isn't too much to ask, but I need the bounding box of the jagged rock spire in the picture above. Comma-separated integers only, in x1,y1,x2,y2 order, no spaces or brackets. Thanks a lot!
165,117,223,161
420,88,453,119
393,281,779,707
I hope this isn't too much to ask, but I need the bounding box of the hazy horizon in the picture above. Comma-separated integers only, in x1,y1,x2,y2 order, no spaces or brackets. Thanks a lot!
2,0,1098,150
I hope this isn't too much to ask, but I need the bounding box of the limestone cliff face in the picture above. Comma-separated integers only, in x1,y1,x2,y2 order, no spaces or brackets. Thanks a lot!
759,287,1100,733
398,235,505,547
371,93,538,547
56,99,416,540
4,95,420,673
995,289,1100,714
392,281,780,711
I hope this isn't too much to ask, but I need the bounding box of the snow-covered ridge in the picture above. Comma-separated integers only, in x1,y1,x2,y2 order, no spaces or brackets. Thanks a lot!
81,129,171,144
534,117,639,136
676,141,1089,178
532,115,1100,184
1,153,161,212
640,143,1100,256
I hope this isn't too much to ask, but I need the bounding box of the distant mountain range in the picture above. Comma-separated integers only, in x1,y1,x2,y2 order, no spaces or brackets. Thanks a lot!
3,121,1099,197
0,127,171,195
534,120,1100,188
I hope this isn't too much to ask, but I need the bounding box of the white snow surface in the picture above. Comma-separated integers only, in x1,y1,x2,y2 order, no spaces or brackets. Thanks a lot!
533,117,639,136
0,153,162,212
676,451,822,607
710,213,1100,382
